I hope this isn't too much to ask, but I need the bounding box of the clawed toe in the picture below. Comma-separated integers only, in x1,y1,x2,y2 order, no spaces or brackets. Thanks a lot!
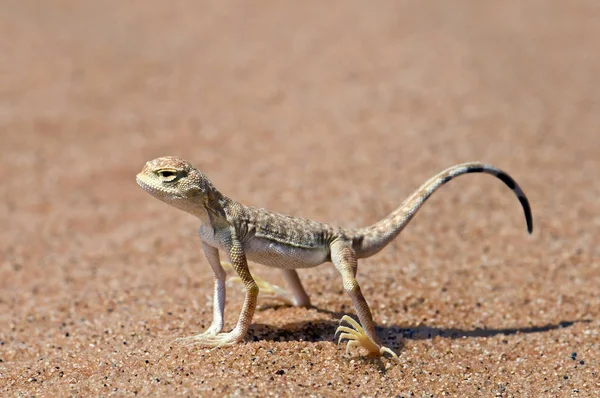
174,334,204,346
174,331,243,348
335,315,397,358
173,330,216,346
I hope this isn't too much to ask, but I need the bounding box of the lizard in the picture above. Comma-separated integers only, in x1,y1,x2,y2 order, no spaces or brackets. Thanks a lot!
136,156,532,357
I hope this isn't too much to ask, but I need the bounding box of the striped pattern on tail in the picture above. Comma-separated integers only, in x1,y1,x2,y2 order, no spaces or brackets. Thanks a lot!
352,162,532,258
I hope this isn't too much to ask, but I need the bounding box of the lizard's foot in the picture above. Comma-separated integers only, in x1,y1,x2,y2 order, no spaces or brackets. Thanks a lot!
175,328,245,348
335,315,397,358
175,323,221,342
222,261,295,306
173,328,215,345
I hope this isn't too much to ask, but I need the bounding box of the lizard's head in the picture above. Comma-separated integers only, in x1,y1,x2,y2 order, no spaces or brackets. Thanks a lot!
136,156,216,212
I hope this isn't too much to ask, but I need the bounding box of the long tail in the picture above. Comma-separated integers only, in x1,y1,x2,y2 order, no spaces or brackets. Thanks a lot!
352,162,532,258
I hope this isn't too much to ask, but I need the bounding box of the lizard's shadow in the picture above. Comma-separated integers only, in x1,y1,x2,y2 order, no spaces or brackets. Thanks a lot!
249,309,590,352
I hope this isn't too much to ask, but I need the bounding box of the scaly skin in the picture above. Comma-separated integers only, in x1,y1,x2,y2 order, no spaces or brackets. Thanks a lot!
136,156,532,357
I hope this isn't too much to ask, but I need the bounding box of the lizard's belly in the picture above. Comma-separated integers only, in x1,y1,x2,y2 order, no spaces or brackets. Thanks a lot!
243,238,329,269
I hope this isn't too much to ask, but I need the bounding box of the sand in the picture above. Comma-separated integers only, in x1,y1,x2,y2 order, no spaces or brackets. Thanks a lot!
1,1,598,396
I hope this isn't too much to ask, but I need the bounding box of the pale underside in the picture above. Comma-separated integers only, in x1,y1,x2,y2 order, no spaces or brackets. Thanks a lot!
243,237,331,269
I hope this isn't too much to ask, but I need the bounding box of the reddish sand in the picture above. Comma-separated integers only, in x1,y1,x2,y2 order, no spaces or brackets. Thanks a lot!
1,1,598,396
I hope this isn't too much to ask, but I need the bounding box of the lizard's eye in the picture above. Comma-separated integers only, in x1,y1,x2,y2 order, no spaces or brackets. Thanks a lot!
157,169,179,182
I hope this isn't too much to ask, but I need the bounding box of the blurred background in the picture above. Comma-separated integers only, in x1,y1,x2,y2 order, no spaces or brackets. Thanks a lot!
1,1,598,396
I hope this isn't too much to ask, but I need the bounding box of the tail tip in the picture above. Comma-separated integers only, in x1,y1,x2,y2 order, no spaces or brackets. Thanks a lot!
526,212,533,234
518,195,533,235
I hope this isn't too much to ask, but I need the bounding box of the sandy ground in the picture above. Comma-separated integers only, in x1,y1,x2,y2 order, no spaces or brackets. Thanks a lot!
1,1,599,396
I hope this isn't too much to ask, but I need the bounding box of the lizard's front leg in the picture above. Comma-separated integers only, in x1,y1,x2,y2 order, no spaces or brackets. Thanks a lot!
202,242,227,335
330,239,396,357
175,242,226,344
180,230,258,348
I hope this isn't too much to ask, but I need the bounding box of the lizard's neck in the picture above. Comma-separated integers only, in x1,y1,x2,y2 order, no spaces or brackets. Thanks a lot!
193,187,230,227
168,183,230,226
188,204,212,225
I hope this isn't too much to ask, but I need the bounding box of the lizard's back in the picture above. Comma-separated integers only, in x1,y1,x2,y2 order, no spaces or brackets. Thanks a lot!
228,203,352,269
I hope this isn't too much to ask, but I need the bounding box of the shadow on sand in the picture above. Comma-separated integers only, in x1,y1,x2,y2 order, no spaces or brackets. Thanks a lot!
249,304,590,354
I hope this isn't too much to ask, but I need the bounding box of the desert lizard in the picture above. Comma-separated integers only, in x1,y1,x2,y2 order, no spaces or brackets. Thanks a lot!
137,156,532,357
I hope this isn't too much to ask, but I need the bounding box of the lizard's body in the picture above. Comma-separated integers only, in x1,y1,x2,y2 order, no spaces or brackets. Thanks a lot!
137,156,532,356
217,205,344,268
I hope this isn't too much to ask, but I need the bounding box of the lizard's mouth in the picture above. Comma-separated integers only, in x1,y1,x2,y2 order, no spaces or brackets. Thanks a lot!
136,174,183,199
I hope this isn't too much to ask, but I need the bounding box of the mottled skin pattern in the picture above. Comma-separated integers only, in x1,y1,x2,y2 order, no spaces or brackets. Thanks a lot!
137,156,532,356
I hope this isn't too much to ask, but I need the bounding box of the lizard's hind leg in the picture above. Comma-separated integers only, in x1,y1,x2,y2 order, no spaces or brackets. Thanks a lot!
330,239,397,357
280,269,311,307
223,263,310,307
